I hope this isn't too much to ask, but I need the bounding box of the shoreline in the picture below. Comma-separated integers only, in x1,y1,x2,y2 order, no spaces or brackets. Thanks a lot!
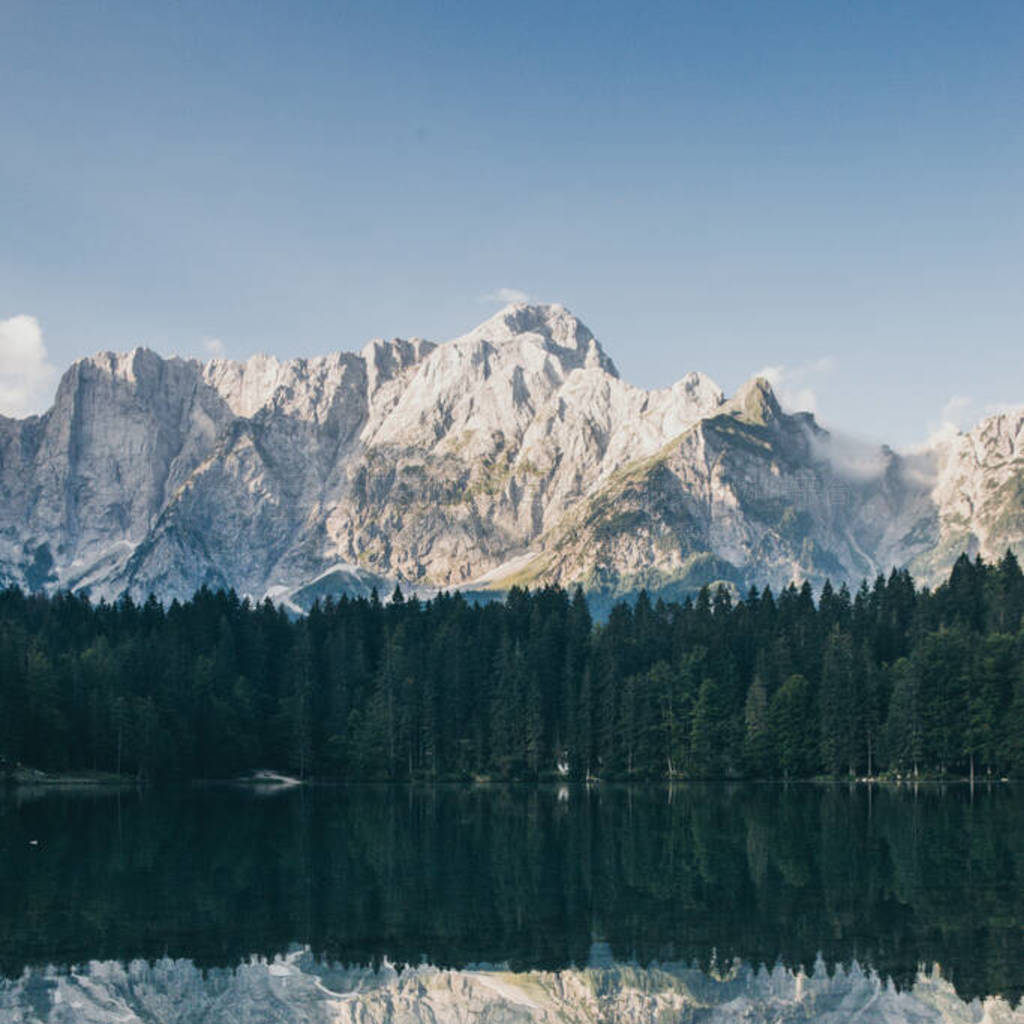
5,766,1016,790
5,767,133,788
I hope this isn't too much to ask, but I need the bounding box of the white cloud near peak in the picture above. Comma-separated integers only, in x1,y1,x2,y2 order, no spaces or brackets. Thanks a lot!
482,287,530,305
920,394,1022,450
917,395,973,450
0,315,58,418
755,356,835,416
203,337,226,358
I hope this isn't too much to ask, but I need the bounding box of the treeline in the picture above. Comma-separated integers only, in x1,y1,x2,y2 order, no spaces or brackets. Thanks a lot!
1,552,1023,781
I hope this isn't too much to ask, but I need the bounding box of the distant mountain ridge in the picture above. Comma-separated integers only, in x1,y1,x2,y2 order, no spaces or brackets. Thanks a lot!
0,303,1020,605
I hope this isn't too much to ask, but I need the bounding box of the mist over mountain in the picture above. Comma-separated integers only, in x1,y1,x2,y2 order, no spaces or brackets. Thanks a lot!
0,304,1020,605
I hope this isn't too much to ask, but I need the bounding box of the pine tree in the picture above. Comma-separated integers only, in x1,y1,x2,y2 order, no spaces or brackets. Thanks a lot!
690,676,729,778
916,626,970,774
969,632,1016,778
743,675,772,777
883,658,922,776
286,625,315,779
768,674,815,778
1001,645,1024,776
819,626,856,776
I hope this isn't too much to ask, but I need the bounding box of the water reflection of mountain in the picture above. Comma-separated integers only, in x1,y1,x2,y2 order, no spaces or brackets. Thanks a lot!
3,952,1022,1023
1,784,1022,1005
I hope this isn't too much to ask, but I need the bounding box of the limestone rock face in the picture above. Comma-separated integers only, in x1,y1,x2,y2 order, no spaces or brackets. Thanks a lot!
0,303,1019,604
914,410,1024,578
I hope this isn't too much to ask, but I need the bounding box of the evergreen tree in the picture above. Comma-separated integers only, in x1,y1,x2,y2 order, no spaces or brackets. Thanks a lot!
819,626,856,776
742,675,772,777
768,674,816,778
883,658,922,776
690,676,730,778
1001,646,1024,776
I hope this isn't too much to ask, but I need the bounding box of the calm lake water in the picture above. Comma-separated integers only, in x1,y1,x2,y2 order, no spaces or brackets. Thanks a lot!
1,783,1022,1022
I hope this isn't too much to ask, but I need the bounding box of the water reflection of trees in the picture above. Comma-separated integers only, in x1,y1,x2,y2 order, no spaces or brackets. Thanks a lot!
0,783,1021,1004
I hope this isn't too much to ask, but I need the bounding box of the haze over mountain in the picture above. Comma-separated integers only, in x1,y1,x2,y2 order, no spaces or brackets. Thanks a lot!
0,304,1020,607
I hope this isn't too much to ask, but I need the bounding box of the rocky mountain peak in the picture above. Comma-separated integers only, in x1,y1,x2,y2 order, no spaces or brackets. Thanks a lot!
64,346,166,394
462,303,619,379
727,375,783,426
358,336,436,399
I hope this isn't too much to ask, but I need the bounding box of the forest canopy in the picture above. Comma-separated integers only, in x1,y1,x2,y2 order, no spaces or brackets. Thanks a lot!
1,551,1023,782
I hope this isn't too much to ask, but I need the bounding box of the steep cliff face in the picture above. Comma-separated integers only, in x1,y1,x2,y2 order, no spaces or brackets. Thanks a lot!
0,305,722,602
911,409,1024,579
0,304,1019,603
484,377,941,597
0,349,238,593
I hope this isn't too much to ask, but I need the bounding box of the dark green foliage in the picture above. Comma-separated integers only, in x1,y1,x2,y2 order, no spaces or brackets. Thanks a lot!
819,626,857,775
883,658,923,775
1,552,1023,780
769,674,816,778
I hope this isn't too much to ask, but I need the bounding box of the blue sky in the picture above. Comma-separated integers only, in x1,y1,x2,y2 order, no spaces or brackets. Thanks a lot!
1,0,1022,446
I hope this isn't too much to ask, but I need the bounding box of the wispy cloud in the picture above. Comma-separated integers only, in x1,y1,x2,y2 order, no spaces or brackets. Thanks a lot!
203,336,226,358
924,395,972,448
759,357,895,482
481,287,530,305
805,428,890,483
755,356,835,415
0,315,57,418
921,394,1022,449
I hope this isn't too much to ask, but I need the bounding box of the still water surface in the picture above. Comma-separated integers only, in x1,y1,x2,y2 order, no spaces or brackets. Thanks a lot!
1,783,1022,1021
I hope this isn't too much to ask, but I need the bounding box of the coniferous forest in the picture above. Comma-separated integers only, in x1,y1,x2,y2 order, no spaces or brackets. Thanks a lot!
1,551,1023,783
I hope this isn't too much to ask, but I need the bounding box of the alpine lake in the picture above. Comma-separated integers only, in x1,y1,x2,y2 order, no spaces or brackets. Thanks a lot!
1,781,1022,1022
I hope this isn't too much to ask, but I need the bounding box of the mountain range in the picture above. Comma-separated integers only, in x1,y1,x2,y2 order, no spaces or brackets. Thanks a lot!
0,303,1021,608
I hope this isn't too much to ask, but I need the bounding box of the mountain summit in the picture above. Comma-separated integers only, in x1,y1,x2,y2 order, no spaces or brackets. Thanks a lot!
0,305,1020,605
461,303,620,377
